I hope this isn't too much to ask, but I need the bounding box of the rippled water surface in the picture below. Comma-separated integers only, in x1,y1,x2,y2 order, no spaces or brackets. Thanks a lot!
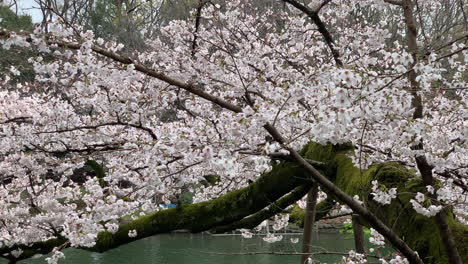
15,232,381,264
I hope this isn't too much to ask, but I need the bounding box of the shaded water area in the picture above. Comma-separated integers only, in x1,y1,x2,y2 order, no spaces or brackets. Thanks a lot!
15,232,386,264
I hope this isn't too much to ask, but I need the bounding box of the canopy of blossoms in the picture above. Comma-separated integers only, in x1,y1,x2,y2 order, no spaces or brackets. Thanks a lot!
0,0,466,263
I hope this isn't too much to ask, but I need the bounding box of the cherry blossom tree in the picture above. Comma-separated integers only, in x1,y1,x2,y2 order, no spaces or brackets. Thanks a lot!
0,0,466,263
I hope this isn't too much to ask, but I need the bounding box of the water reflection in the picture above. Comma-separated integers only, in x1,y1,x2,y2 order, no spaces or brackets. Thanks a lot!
14,232,382,264
90,252,102,263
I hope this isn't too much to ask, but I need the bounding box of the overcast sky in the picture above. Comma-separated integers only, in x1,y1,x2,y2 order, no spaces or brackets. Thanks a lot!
13,0,43,22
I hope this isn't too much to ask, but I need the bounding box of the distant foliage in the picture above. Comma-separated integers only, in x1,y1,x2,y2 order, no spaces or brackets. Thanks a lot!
0,6,32,32
0,7,35,83
86,0,147,51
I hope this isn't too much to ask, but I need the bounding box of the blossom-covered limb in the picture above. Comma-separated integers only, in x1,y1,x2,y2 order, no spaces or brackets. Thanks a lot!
211,184,312,233
0,158,310,261
0,29,244,113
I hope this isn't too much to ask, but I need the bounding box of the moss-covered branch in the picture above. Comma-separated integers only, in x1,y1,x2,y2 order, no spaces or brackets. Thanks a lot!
301,142,467,264
0,160,310,262
211,184,312,233
1,142,466,264
266,124,423,264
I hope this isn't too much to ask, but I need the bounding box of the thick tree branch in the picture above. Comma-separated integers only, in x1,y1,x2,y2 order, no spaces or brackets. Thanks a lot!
0,159,310,261
279,0,343,66
264,123,424,264
211,184,312,233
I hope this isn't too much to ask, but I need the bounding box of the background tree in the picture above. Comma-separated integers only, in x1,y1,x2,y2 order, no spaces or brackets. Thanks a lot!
0,6,34,83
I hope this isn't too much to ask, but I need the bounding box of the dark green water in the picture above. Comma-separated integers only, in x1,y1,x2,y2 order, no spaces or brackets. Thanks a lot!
12,232,381,264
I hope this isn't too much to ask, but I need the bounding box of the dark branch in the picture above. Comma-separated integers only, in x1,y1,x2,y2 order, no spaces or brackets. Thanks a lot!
0,30,244,114
384,0,403,6
279,0,343,66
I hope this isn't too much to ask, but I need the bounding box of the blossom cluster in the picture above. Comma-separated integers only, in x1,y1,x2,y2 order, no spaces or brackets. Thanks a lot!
409,193,443,217
379,255,409,264
341,250,367,264
371,181,397,205
0,0,466,259
369,228,385,246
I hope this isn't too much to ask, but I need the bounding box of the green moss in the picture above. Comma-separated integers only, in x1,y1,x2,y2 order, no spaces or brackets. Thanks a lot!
300,142,466,264
0,237,68,262
450,220,468,264
289,204,305,227
94,232,114,252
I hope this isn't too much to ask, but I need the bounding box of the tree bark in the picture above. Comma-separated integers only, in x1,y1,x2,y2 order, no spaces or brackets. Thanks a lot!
301,182,319,264
401,0,463,262
352,214,366,254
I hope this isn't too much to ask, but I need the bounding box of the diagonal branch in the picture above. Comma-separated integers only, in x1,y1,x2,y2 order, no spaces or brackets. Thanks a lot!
263,122,424,264
279,0,343,66
0,30,243,114
211,184,312,233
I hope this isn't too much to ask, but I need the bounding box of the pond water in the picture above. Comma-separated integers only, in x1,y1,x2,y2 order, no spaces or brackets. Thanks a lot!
14,232,385,264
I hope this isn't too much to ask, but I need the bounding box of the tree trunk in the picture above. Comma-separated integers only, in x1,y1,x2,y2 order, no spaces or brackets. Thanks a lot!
352,214,366,254
301,182,319,264
400,0,463,262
